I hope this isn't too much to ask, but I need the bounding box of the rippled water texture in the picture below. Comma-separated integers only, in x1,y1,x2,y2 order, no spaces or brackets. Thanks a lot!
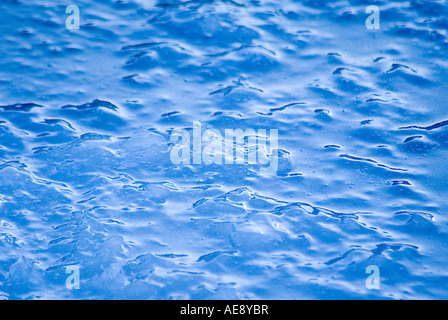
1,0,448,299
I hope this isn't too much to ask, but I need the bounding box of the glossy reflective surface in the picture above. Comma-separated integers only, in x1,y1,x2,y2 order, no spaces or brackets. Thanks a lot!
1,0,448,299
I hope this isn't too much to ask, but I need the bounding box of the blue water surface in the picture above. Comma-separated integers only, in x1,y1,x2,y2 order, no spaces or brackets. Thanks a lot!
1,0,448,300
